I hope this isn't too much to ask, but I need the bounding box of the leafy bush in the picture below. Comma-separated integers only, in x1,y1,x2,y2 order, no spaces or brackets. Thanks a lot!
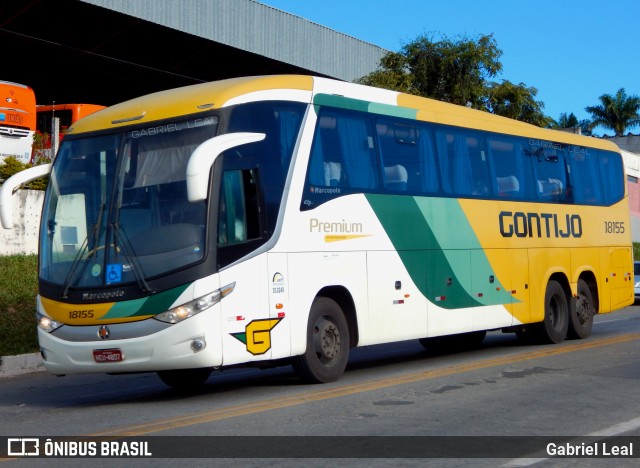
0,155,49,190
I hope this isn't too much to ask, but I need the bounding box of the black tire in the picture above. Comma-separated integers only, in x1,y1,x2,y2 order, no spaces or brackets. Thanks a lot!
292,297,350,383
157,368,211,390
567,279,594,339
535,280,569,344
418,331,486,351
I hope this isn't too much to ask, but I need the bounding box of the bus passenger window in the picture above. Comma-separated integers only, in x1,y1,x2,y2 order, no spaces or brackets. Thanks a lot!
384,164,408,191
487,138,526,200
435,130,473,195
529,146,568,202
497,176,520,196
302,109,380,210
599,151,625,204
418,127,440,193
334,113,378,190
308,115,342,188
324,161,342,187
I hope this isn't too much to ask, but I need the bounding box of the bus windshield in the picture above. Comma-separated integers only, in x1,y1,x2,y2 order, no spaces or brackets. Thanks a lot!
39,116,218,290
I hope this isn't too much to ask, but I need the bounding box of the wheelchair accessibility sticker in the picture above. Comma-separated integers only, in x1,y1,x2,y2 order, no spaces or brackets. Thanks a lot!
106,264,122,284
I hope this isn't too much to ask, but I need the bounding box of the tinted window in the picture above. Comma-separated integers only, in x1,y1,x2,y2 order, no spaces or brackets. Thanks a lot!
303,108,380,208
301,106,625,209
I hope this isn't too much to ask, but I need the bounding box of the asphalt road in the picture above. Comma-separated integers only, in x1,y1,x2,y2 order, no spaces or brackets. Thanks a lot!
1,306,639,467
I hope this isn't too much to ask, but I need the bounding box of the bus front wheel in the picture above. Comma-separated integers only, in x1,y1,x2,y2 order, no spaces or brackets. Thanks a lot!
293,297,350,383
567,279,594,339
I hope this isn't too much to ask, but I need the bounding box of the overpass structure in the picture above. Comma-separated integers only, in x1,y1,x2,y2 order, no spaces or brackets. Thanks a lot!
0,0,387,106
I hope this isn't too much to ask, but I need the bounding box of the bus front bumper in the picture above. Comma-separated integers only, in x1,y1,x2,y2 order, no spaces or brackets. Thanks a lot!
37,309,223,375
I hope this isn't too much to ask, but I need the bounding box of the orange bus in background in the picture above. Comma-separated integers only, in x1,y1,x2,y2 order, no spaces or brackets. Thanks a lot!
36,103,106,134
0,80,36,163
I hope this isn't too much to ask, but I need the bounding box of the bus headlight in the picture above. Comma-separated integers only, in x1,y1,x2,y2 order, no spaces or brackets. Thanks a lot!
36,312,64,333
154,282,235,324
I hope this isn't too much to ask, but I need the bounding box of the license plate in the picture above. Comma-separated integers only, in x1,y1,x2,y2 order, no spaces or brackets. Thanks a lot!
93,348,123,363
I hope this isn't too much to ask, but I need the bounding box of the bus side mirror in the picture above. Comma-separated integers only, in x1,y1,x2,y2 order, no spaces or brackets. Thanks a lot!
186,132,265,202
0,163,52,229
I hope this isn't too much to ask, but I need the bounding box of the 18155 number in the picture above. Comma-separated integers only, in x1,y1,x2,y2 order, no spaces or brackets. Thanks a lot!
69,310,94,319
604,221,625,234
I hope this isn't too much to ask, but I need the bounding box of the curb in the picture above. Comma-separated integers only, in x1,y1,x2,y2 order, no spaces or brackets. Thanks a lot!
0,353,45,378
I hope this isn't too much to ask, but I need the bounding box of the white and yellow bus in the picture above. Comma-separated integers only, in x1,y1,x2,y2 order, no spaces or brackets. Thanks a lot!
0,75,633,388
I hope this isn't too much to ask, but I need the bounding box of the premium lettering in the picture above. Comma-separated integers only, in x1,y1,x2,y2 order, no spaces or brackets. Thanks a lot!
310,218,363,234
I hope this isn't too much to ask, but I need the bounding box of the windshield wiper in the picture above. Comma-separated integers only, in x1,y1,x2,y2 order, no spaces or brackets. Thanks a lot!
60,234,90,299
110,221,154,293
60,199,106,298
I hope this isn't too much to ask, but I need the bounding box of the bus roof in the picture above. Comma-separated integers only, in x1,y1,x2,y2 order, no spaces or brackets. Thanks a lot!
66,74,620,153
67,75,314,135
0,80,33,88
37,103,106,112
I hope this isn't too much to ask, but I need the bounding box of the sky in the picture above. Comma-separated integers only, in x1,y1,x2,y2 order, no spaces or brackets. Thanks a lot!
258,0,640,135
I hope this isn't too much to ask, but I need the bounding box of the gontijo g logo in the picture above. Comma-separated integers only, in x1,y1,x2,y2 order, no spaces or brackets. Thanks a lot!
231,318,282,355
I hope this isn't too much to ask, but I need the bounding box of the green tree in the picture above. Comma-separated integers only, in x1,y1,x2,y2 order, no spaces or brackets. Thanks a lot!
556,112,580,128
0,156,48,190
484,80,551,126
356,33,503,109
356,33,551,126
549,112,593,136
585,88,640,136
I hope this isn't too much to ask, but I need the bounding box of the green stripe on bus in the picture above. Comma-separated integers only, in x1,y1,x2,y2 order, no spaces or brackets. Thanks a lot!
366,194,513,309
103,283,191,318
313,94,417,119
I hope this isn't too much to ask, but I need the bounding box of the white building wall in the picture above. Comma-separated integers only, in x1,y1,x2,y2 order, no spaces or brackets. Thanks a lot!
0,190,43,255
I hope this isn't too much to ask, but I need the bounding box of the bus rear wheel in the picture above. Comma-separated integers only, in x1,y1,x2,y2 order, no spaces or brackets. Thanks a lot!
567,279,594,339
292,297,350,383
157,368,212,390
536,280,569,344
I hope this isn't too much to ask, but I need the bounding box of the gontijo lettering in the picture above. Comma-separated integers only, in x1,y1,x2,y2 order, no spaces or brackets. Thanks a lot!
499,211,582,238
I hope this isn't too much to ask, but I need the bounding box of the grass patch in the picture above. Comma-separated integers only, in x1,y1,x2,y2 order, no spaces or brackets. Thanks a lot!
0,254,39,356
